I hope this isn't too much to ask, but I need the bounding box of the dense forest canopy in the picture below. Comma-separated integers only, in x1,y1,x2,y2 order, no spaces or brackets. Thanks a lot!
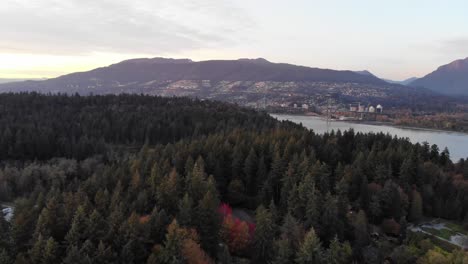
0,93,467,263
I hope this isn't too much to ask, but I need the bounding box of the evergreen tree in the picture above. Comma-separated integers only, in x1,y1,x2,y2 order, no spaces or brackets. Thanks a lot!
63,245,91,264
157,169,180,214
29,234,44,263
320,193,342,241
88,209,107,242
188,157,207,202
156,220,186,264
280,213,303,250
369,195,382,223
272,238,294,264
353,210,369,249
65,206,88,247
94,241,114,264
194,187,220,256
42,237,59,264
409,189,423,223
244,148,258,195
400,157,417,191
295,228,323,264
253,206,276,263
177,193,193,227
324,236,352,264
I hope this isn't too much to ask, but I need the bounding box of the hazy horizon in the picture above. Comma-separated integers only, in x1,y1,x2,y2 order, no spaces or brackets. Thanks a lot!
1,0,467,80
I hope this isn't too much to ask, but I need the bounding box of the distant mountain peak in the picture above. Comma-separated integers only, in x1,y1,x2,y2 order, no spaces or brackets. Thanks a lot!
120,57,193,65
354,70,376,77
237,58,271,64
438,57,468,71
410,57,468,95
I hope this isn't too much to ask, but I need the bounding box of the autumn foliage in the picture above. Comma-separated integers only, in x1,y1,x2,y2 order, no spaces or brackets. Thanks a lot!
153,220,213,264
219,203,256,255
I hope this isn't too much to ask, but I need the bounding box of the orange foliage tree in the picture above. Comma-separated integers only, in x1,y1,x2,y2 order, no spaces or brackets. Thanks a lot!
218,203,255,255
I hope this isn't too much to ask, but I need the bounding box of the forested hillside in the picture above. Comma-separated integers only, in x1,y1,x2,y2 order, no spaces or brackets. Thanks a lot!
1,94,467,263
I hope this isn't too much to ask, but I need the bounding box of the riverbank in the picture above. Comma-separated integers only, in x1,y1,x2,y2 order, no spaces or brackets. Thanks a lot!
271,114,468,161
272,113,468,135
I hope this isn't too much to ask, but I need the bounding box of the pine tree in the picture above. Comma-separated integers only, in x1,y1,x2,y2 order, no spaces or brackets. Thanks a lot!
41,237,59,264
29,234,44,263
231,145,244,180
272,238,293,264
324,236,352,264
256,156,268,183
320,193,342,241
148,207,170,244
295,228,323,264
194,188,221,256
303,181,320,230
156,220,186,264
269,199,279,225
409,189,423,223
157,169,180,214
188,157,207,202
269,149,286,203
375,163,391,185
369,195,382,224
94,189,110,215
253,206,275,263
63,245,91,264
94,241,114,264
353,210,369,249
177,193,193,227
244,148,258,195
33,200,56,240
380,180,402,219
88,209,106,242
360,175,370,211
65,206,88,246
287,184,301,218
399,157,416,191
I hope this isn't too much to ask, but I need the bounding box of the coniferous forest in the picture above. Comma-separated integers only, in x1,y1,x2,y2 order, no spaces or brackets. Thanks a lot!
0,93,467,264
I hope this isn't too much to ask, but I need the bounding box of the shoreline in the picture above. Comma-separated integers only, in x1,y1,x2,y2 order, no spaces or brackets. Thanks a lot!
271,113,468,135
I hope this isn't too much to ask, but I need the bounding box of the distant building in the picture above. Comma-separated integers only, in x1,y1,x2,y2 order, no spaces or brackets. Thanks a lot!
358,105,365,112
293,103,298,108
369,106,376,113
302,104,309,109
376,104,383,113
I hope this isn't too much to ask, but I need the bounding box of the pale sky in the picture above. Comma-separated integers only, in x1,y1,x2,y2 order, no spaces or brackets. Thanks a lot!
1,0,467,80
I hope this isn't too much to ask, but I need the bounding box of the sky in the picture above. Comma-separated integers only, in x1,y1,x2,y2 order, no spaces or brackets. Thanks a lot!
1,0,468,80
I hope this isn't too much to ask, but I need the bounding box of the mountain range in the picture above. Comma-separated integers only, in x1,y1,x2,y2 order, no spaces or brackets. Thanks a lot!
0,57,463,110
0,57,386,93
410,57,468,96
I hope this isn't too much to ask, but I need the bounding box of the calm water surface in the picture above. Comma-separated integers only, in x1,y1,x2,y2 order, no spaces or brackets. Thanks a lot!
272,114,468,161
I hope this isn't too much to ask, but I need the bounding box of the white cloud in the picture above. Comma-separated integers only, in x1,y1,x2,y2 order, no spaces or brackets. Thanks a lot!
0,0,253,55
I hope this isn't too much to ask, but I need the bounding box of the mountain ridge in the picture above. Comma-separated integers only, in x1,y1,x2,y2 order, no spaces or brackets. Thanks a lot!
0,57,453,111
0,57,386,90
410,57,468,95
